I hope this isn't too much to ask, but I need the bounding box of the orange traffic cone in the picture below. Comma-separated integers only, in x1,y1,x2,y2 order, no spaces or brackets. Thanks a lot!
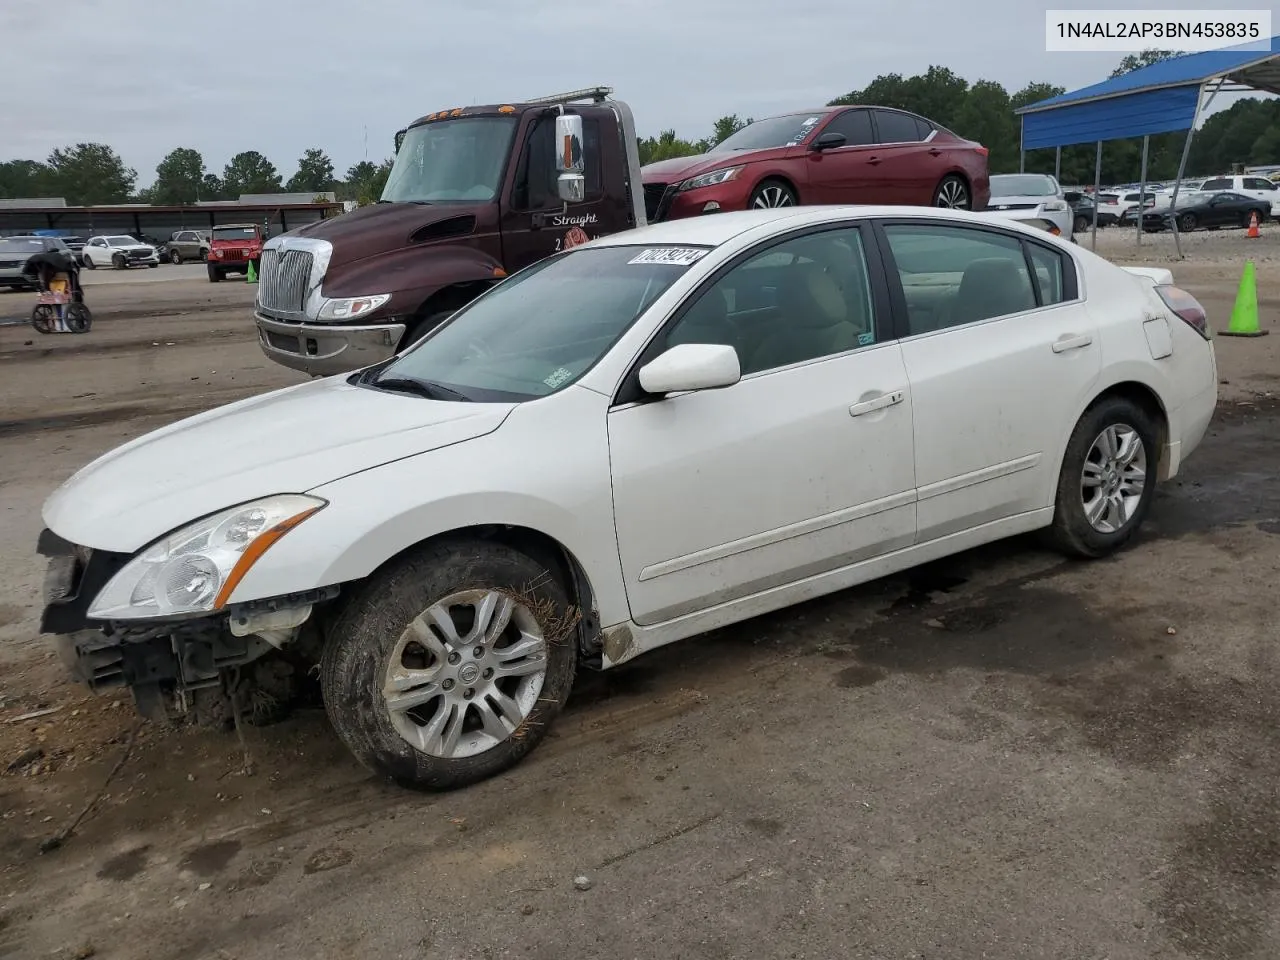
1248,211,1261,238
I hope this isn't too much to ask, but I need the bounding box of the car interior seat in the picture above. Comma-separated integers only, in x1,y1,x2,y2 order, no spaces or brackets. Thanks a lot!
949,256,1037,328
746,262,859,373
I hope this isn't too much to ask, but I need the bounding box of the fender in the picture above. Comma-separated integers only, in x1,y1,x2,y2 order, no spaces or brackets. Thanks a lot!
225,386,633,629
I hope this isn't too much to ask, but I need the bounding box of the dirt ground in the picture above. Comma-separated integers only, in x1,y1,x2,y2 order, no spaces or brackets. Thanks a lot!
2,232,1280,960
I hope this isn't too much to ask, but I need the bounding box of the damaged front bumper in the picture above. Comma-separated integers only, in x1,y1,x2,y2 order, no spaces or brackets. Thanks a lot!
38,528,335,721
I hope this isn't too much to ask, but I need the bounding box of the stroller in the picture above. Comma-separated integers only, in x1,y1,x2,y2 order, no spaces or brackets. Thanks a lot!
23,249,92,335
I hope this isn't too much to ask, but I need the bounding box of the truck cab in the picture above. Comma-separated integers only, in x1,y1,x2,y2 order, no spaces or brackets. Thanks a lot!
254,87,646,376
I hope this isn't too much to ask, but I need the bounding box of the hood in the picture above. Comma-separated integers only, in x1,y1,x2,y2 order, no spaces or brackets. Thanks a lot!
43,375,515,553
112,244,154,252
282,202,484,263
641,147,793,185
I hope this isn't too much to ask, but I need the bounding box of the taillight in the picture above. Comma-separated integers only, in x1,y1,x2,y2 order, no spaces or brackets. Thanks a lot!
1155,284,1210,339
976,145,989,157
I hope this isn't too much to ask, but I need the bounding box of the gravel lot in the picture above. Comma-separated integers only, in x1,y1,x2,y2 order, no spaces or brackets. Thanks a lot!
1,240,1278,960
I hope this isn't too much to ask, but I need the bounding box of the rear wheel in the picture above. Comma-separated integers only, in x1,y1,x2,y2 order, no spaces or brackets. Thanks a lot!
1044,395,1159,558
320,539,578,790
749,179,797,209
933,175,970,209
1246,208,1265,227
1073,214,1091,234
30,305,54,334
65,303,92,333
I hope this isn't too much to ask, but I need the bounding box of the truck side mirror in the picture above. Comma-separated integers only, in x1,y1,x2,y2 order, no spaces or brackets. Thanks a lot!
554,113,586,204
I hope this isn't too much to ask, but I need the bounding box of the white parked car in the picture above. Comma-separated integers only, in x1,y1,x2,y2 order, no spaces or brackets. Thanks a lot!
81,235,159,270
985,173,1073,240
38,207,1218,790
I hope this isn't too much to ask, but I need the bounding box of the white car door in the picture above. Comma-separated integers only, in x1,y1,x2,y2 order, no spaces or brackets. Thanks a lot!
608,225,917,626
876,219,1102,542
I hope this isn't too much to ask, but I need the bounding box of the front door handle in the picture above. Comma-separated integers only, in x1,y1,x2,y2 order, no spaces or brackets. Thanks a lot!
849,390,904,417
866,156,881,165
928,147,942,157
1052,334,1093,353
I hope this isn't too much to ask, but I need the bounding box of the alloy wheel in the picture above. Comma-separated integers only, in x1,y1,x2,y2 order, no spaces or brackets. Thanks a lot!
752,185,795,209
935,179,969,209
1080,424,1146,534
382,589,548,759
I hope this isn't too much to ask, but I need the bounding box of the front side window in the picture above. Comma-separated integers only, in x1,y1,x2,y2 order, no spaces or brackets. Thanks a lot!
372,244,706,401
709,113,827,152
1244,177,1275,191
382,116,517,204
662,227,878,376
512,116,602,210
883,224,1039,334
822,110,875,146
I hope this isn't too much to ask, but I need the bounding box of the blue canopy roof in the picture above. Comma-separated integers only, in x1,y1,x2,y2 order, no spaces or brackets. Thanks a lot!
1015,38,1280,149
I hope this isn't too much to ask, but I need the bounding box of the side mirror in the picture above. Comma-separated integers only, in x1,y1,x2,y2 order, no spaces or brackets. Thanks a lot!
638,343,741,396
811,131,846,151
394,129,406,153
555,113,586,204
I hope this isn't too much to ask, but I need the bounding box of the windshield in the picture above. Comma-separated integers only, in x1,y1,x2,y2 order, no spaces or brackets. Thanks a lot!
0,238,45,253
370,244,708,401
382,116,516,203
708,113,825,152
106,236,138,246
990,175,1057,197
213,227,256,240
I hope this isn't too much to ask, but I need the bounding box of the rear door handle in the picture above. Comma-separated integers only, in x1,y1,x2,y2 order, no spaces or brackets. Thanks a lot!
928,148,942,157
1052,334,1093,353
849,390,904,417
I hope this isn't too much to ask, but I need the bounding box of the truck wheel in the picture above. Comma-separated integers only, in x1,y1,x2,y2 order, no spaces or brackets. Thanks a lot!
320,538,578,790
207,264,222,283
400,310,455,351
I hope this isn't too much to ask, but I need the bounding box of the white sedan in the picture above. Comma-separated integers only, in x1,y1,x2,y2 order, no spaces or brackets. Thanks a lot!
81,235,159,269
38,207,1218,790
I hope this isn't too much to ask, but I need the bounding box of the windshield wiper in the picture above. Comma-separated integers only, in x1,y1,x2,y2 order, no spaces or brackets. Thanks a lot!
369,375,471,402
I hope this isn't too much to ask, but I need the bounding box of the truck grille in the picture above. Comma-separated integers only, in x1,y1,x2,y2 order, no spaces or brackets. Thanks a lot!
258,248,313,313
644,182,669,221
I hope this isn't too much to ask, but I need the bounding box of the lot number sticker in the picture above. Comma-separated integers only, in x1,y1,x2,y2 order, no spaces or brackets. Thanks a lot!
628,247,709,266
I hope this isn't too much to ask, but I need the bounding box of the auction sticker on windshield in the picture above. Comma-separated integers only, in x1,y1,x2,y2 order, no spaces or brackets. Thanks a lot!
628,247,709,266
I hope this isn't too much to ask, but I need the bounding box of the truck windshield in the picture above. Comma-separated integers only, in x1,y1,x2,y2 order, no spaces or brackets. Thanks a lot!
382,116,517,204
213,227,256,240
369,244,708,402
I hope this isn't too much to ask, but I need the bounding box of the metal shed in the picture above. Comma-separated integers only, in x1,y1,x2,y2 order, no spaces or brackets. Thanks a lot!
1014,38,1280,256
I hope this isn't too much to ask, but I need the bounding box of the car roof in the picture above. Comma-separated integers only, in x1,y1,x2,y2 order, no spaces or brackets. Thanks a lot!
584,206,1057,251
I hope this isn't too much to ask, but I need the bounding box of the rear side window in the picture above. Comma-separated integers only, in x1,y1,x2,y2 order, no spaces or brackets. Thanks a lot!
914,117,935,140
1201,177,1232,191
873,110,925,144
883,224,1039,334
1026,243,1066,305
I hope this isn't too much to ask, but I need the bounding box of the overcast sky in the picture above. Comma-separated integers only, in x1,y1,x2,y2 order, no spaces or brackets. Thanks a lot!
1,0,1273,186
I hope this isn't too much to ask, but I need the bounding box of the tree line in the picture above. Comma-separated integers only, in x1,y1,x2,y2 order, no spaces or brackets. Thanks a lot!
3,51,1278,207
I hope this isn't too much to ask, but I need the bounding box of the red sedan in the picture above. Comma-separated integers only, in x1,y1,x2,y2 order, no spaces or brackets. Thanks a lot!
641,106,990,221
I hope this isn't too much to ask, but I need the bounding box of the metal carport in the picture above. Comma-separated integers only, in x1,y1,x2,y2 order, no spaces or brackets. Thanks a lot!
1013,38,1280,257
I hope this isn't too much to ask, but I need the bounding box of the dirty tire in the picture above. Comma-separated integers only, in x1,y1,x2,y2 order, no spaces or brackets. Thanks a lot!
400,310,455,352
1044,395,1159,559
321,539,578,791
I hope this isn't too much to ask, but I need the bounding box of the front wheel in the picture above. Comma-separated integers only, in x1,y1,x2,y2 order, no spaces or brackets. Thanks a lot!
65,303,92,333
112,254,126,270
1178,212,1198,232
1044,396,1159,558
207,264,222,283
320,539,579,790
749,179,797,209
170,249,183,265
83,254,95,270
933,175,970,209
31,304,54,334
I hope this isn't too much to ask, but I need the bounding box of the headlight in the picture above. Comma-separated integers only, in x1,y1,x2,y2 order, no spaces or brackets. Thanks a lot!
678,166,744,192
1043,200,1067,212
87,494,325,621
317,293,391,321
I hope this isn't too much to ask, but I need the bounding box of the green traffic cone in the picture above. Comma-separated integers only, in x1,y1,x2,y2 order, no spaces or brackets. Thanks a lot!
1220,259,1266,337
246,259,258,284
